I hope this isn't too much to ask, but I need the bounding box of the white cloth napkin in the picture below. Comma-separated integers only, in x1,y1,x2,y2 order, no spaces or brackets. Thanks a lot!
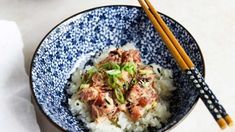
0,20,40,132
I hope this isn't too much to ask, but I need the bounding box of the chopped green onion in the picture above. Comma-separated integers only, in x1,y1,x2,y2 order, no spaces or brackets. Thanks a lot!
100,63,111,69
87,66,97,75
112,63,120,70
106,69,121,76
122,62,137,76
108,76,122,88
113,77,122,87
126,68,134,76
100,62,120,70
108,77,114,87
131,78,137,85
114,88,125,104
108,77,117,88
139,69,153,75
86,66,97,82
80,84,90,89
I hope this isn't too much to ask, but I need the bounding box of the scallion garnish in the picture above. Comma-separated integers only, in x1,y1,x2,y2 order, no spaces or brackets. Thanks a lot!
122,62,137,76
106,69,121,76
114,88,125,104
100,62,120,70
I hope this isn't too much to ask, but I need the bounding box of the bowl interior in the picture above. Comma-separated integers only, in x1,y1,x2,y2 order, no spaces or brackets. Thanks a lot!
31,6,204,131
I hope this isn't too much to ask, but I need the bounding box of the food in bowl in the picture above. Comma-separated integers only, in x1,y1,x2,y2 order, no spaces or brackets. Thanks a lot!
67,43,176,132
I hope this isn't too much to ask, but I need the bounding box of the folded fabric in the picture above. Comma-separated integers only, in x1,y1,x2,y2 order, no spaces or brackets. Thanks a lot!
0,20,40,132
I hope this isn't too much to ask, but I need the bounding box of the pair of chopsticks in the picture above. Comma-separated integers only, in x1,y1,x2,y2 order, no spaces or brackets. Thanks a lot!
138,0,233,129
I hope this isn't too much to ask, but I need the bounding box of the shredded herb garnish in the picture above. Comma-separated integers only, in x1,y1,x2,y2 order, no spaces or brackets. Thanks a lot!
139,69,153,75
114,88,125,104
121,62,137,76
100,62,120,70
80,84,89,89
84,66,97,83
106,69,121,76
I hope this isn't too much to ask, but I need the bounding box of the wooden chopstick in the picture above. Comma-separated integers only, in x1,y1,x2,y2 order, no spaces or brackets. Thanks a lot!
144,0,194,69
138,0,233,129
143,0,233,127
138,0,189,70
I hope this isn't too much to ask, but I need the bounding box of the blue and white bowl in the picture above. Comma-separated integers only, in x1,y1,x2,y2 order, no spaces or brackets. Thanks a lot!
30,5,205,131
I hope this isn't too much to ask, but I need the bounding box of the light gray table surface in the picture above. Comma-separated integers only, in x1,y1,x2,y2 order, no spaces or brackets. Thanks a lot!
1,0,235,131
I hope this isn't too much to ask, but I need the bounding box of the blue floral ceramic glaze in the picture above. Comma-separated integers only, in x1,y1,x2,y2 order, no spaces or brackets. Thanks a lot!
30,5,205,132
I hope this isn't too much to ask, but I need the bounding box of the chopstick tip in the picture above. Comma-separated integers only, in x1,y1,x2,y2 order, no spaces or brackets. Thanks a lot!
217,118,227,129
224,115,233,127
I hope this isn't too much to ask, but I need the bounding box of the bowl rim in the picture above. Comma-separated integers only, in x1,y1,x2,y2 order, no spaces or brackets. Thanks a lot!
29,5,205,131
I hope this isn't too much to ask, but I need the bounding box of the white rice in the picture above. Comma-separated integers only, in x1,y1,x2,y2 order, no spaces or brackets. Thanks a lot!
68,43,175,132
